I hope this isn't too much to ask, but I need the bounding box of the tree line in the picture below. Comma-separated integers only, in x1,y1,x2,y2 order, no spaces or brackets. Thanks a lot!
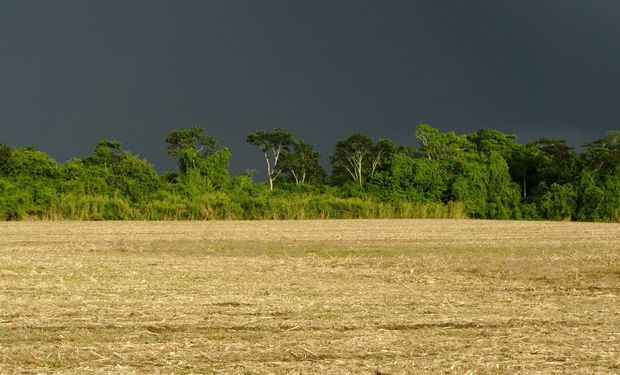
0,124,618,221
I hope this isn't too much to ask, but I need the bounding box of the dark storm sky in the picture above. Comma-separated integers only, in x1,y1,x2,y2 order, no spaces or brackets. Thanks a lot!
1,0,619,173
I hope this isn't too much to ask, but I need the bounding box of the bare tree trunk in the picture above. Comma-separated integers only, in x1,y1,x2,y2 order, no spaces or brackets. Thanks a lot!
264,152,273,190
357,153,363,187
290,169,299,185
370,150,384,180
345,150,366,187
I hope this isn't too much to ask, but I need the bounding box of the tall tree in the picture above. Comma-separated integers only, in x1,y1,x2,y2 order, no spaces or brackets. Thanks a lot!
0,143,13,177
467,128,517,158
330,133,373,187
85,140,122,167
165,126,217,172
486,153,521,220
279,140,324,185
369,139,397,180
247,128,295,190
508,144,538,199
71,140,159,201
582,131,620,175
415,124,470,162
527,138,579,186
8,146,59,179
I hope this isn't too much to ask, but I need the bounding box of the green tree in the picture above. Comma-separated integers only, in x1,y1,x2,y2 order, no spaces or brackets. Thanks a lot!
449,153,520,219
537,183,577,220
601,168,620,222
582,131,620,175
527,138,579,186
415,124,471,162
279,140,324,185
467,128,517,159
330,133,373,187
507,144,539,200
373,152,448,202
414,124,474,194
84,140,122,167
9,146,59,179
0,146,60,219
575,170,605,221
486,153,521,219
369,139,397,180
450,158,489,217
247,128,295,190
190,147,231,189
71,140,159,202
0,143,12,177
166,126,218,172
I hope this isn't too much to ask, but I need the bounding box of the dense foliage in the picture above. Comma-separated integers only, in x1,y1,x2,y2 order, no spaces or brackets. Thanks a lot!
1,125,618,221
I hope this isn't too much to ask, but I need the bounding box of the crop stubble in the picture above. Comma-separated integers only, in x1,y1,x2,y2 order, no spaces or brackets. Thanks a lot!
0,220,618,374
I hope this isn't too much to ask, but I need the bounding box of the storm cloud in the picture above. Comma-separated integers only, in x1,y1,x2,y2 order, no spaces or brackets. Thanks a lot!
1,0,618,173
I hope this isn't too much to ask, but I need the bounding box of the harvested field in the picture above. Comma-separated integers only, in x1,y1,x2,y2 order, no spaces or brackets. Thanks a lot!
0,220,618,374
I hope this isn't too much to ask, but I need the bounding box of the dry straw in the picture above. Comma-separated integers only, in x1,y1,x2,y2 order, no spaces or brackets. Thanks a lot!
0,220,618,374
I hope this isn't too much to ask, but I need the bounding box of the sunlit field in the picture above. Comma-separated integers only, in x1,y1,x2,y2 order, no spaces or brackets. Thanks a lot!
1,220,618,374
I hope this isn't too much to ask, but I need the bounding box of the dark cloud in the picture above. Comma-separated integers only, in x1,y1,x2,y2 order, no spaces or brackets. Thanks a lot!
0,0,618,173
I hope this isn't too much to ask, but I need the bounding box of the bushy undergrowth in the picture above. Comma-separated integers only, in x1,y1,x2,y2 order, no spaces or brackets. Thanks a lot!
25,191,466,221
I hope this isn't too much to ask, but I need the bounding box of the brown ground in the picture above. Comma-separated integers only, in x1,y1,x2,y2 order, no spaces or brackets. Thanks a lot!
0,220,618,374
